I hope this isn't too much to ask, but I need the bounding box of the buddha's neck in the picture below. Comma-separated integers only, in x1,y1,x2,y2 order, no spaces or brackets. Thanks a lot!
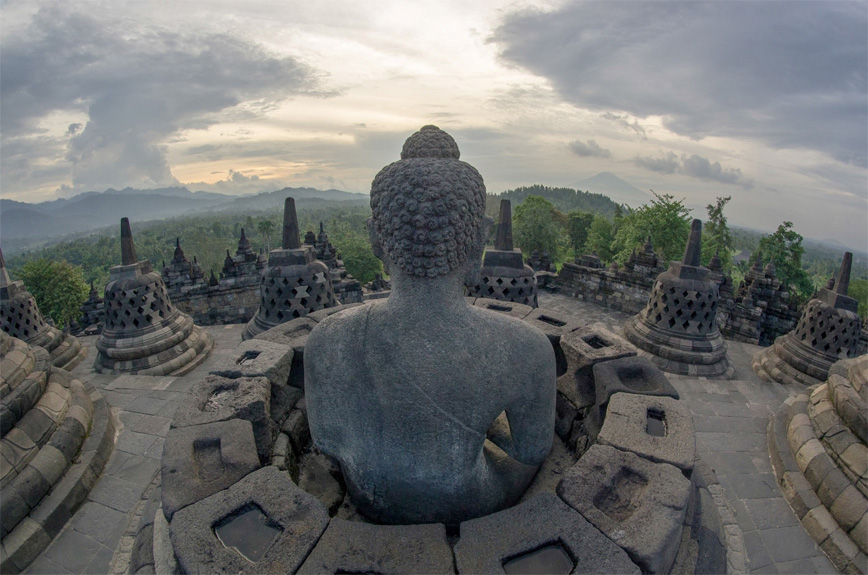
386,269,469,314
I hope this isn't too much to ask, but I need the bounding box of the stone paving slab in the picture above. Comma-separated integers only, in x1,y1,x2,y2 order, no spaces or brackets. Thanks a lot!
25,300,841,574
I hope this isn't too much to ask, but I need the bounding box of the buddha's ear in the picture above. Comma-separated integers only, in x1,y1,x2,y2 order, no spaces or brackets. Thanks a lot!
464,215,492,287
367,218,390,275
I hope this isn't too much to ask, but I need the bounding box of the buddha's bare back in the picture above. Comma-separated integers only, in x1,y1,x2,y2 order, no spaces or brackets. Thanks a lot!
305,300,555,524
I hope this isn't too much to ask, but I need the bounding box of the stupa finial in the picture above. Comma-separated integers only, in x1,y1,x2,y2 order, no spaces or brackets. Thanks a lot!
494,199,514,251
120,218,137,265
682,219,702,267
282,198,301,249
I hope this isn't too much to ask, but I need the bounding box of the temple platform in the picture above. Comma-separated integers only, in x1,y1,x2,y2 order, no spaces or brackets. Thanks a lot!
21,293,837,575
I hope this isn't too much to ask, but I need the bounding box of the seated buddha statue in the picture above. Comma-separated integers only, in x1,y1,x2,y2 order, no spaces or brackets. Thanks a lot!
305,125,555,524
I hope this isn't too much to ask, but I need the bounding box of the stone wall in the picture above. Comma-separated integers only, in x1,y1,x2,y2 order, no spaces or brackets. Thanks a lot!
555,262,657,316
170,278,261,326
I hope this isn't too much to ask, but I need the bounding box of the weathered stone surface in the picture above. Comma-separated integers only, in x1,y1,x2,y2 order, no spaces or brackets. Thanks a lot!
209,339,293,388
94,222,213,376
242,198,338,340
587,355,679,440
298,519,453,575
753,254,861,386
305,126,556,525
161,419,260,520
557,444,691,574
624,220,734,379
597,393,696,473
297,450,345,516
559,323,636,408
170,466,328,574
255,317,317,388
172,374,273,464
454,492,639,574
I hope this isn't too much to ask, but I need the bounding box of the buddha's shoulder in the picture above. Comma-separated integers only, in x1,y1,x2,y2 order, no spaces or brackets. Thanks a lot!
308,301,380,343
467,305,552,353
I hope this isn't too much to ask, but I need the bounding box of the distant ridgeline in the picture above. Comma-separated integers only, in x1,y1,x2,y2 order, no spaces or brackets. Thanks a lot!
490,185,622,218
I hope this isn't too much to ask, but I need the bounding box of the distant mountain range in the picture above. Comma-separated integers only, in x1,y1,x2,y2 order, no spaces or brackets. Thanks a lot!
572,172,652,207
0,186,368,248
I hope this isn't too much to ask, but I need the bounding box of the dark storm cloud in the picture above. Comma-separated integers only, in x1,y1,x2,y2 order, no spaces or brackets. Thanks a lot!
569,139,611,158
1,5,325,192
634,152,753,189
492,2,868,166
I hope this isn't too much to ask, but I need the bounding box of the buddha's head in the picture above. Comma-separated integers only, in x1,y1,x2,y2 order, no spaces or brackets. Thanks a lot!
369,125,489,280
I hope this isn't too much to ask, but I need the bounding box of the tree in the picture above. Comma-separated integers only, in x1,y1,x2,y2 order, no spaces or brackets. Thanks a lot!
585,216,614,262
566,211,595,256
701,196,733,271
512,196,565,257
611,192,691,263
333,235,382,284
848,278,867,319
757,221,813,303
257,219,275,252
17,259,89,327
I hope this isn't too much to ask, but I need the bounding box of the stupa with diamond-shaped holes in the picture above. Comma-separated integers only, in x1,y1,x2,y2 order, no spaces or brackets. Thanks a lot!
241,197,338,340
94,218,213,375
0,247,87,370
624,219,734,379
753,252,862,386
467,199,538,307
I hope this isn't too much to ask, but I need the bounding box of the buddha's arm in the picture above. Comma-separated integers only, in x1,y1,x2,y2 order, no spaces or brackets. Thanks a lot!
502,349,556,466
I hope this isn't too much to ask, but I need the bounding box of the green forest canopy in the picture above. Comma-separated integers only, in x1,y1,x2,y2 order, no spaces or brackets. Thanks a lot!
6,189,866,319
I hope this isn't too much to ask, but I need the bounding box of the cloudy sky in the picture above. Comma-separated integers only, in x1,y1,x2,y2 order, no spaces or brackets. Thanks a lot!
2,1,866,249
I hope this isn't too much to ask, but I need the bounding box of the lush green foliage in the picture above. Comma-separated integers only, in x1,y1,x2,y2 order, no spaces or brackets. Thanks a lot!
585,216,614,262
757,221,814,304
16,259,89,327
566,211,595,255
7,204,379,292
612,193,692,263
849,279,868,319
512,196,565,258
701,196,733,271
492,185,621,219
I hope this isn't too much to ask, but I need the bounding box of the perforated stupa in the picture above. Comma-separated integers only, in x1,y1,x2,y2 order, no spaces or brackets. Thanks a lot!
624,219,734,378
94,218,213,374
753,252,862,386
241,198,337,340
0,248,86,370
467,199,538,307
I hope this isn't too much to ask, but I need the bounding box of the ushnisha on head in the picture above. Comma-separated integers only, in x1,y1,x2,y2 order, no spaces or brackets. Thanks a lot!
369,125,487,279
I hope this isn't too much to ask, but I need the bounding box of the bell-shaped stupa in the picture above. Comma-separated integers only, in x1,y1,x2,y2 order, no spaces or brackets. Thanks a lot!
467,199,538,307
753,252,862,386
0,330,114,572
241,198,337,340
0,248,86,370
624,219,734,378
94,218,213,374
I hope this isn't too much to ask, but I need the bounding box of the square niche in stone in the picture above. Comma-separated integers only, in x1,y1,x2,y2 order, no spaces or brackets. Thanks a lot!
170,466,329,574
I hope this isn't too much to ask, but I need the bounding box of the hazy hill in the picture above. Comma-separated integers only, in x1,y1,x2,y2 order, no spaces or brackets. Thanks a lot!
0,185,367,252
208,187,368,212
573,172,652,207
494,183,622,217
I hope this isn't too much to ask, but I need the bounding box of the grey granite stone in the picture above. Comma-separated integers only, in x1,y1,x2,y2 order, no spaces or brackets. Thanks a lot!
172,374,273,464
305,126,556,525
587,355,679,440
559,322,637,408
597,393,696,473
298,519,453,575
161,419,260,520
209,338,294,388
170,466,329,574
557,444,691,574
454,492,639,574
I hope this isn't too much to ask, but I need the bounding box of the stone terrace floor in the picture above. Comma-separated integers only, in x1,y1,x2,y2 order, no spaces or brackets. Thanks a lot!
23,293,837,574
